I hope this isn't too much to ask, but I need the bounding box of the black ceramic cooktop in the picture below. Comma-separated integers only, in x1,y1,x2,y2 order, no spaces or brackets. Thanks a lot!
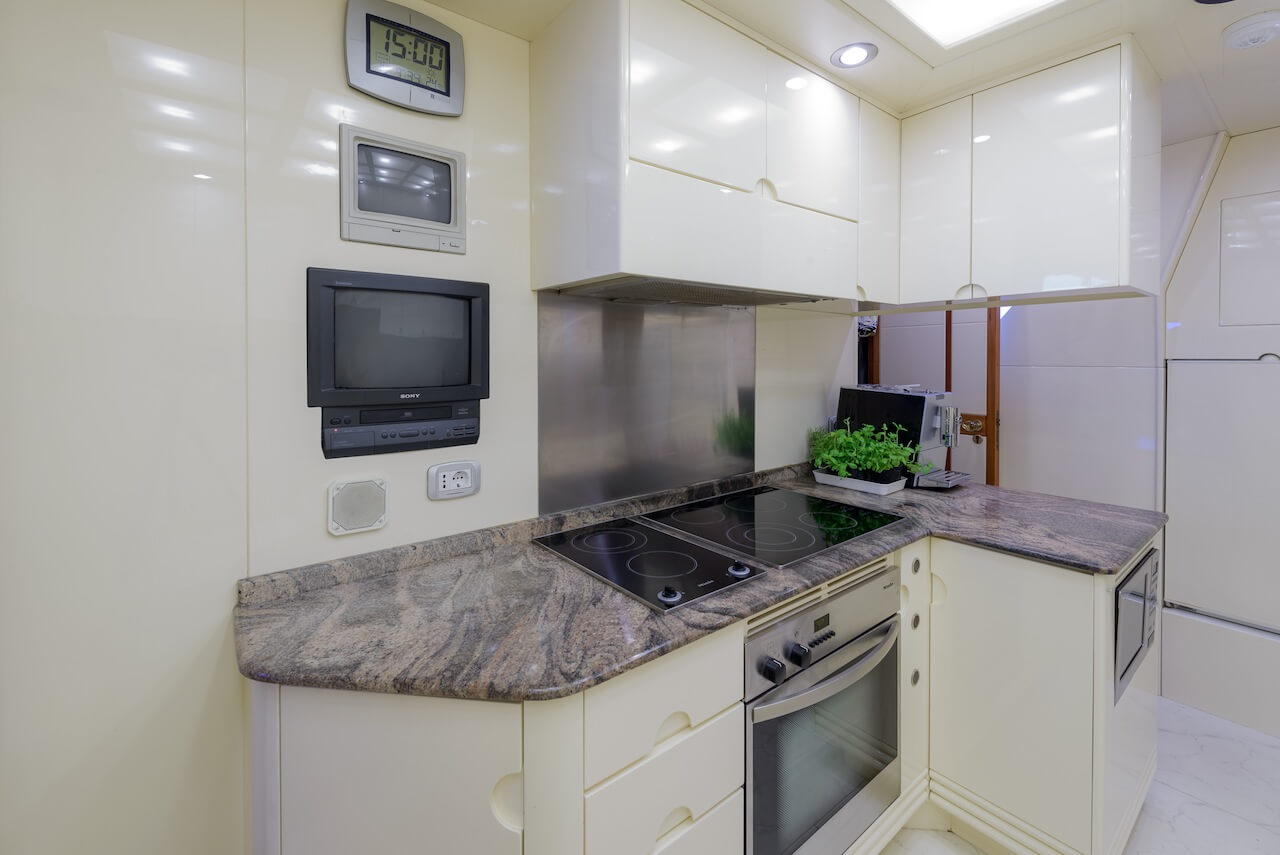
642,486,904,568
534,517,765,611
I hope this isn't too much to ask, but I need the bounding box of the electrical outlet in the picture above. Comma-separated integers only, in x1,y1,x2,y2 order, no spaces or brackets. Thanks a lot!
427,460,480,500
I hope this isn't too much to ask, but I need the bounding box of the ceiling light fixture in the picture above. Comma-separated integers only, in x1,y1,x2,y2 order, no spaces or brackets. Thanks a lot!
830,42,879,68
1224,11,1280,50
884,0,1067,48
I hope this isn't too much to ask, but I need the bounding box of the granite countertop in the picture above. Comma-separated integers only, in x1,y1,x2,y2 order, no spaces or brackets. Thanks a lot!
234,465,1166,703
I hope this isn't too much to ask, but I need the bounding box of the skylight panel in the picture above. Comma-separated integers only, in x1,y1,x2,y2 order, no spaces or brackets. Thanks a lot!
885,0,1070,47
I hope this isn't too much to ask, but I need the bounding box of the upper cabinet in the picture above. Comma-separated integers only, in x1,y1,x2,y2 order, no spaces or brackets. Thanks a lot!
857,100,901,305
895,39,1160,310
900,96,973,305
532,0,861,302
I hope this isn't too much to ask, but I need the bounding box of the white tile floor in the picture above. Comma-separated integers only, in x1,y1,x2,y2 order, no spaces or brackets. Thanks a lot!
887,697,1280,855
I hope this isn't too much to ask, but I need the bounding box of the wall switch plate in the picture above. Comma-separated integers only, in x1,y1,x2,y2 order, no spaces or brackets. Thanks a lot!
427,460,480,500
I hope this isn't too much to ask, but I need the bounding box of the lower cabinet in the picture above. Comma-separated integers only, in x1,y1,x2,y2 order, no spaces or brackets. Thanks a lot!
898,539,931,788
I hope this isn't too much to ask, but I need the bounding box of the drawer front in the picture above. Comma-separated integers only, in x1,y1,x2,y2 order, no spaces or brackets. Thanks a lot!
584,622,743,787
585,705,744,855
654,788,744,855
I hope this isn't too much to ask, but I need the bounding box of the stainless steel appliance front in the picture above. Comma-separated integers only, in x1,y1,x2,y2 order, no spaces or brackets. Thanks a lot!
745,566,901,855
1115,547,1160,702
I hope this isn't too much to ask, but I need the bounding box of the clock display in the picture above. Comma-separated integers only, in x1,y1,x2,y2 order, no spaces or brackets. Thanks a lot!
366,15,449,95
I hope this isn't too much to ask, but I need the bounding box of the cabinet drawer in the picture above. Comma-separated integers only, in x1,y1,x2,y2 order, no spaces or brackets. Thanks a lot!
654,788,744,855
585,704,744,855
584,622,743,786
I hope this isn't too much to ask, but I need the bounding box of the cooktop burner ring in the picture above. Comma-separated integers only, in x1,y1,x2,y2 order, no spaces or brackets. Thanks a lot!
570,528,650,554
799,510,864,532
668,506,727,526
724,492,789,513
626,550,699,579
725,522,819,551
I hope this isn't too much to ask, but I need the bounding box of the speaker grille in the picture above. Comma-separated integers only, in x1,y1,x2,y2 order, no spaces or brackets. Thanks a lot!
328,480,387,535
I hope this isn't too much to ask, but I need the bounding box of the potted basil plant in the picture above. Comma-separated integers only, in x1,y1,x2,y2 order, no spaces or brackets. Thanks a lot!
808,420,932,495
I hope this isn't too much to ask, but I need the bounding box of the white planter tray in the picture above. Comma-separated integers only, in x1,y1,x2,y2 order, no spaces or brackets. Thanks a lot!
813,470,907,495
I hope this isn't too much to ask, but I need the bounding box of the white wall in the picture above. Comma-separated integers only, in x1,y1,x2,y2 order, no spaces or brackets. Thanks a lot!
245,0,535,574
0,2,249,853
755,307,858,469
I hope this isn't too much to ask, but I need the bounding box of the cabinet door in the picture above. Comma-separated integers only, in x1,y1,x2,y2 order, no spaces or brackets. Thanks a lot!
858,100,900,304
764,52,859,221
629,0,766,191
972,47,1121,298
900,97,972,304
930,541,1094,855
898,540,930,786
279,687,522,855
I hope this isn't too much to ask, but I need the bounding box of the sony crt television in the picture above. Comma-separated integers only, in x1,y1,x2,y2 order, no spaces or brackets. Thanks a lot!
307,267,489,458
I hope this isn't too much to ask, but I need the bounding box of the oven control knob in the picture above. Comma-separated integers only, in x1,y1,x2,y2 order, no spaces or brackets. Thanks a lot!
759,657,787,685
657,586,683,605
727,561,751,578
785,642,812,668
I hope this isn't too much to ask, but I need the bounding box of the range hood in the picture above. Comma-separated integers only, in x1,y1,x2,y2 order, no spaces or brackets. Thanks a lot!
553,274,832,307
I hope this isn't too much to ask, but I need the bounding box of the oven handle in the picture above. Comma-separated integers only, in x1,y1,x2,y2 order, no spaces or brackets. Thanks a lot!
752,616,900,724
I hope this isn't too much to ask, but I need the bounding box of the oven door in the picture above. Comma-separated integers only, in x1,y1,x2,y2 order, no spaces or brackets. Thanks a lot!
746,616,900,855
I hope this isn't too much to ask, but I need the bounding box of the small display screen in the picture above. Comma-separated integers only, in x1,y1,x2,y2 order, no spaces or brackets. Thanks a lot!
367,15,449,95
814,614,830,633
355,143,451,224
334,289,470,389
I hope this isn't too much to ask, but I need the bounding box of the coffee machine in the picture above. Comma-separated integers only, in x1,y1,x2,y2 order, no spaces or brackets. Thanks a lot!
834,384,971,488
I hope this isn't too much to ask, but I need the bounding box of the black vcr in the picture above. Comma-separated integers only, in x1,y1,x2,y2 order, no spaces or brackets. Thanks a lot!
320,400,479,459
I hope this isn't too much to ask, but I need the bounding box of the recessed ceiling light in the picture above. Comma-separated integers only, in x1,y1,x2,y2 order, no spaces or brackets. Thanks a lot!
885,0,1068,48
830,42,879,68
1225,11,1280,50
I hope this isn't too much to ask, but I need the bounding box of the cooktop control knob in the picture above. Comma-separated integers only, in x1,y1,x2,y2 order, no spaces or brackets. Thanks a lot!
759,656,787,685
727,561,751,578
786,641,812,668
657,586,683,605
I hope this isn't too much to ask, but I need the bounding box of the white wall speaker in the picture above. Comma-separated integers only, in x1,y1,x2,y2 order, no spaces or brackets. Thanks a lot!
328,479,387,536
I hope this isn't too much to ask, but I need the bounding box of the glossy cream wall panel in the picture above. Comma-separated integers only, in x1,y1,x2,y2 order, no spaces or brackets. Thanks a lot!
246,0,536,573
1166,126,1280,360
900,98,972,304
279,686,522,855
972,47,1122,297
629,0,765,191
755,307,858,468
1163,609,1280,741
764,53,859,220
1219,190,1280,327
0,1,249,852
1166,360,1280,632
1159,135,1218,282
858,101,901,304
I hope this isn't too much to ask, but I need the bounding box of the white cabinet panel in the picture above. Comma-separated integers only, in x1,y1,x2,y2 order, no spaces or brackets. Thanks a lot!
629,0,766,191
899,540,930,786
654,789,744,855
585,705,744,855
584,622,744,787
279,687,522,855
972,47,1122,297
901,97,972,305
930,541,1095,855
764,53,859,220
1166,360,1280,632
760,196,858,299
858,100,901,304
1220,190,1280,326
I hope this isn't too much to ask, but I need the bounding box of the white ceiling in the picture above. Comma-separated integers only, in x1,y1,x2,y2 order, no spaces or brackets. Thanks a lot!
432,0,1280,145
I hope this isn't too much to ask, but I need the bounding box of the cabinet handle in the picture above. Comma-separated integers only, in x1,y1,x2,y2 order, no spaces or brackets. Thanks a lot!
912,558,921,575
911,613,920,630
911,669,920,686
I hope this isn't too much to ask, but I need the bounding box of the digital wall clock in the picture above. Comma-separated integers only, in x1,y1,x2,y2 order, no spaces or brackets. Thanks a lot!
345,0,464,116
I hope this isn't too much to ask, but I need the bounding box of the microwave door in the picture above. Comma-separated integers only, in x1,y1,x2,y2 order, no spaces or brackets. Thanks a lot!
1115,564,1148,700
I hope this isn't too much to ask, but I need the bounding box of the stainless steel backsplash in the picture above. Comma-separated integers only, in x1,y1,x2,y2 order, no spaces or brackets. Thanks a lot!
538,293,756,513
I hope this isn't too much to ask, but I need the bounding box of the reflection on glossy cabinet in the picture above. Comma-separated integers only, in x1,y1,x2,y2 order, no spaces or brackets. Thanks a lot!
858,100,901,304
900,97,973,305
630,0,765,191
972,47,1122,297
764,53,859,220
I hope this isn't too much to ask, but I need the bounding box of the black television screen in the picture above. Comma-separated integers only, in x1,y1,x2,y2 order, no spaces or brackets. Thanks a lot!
333,288,469,389
307,267,489,408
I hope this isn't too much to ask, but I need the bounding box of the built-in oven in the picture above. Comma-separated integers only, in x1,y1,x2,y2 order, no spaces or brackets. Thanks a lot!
1115,547,1160,703
745,565,901,855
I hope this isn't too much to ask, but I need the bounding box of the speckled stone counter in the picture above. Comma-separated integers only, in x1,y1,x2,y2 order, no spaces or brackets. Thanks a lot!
234,465,1165,702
